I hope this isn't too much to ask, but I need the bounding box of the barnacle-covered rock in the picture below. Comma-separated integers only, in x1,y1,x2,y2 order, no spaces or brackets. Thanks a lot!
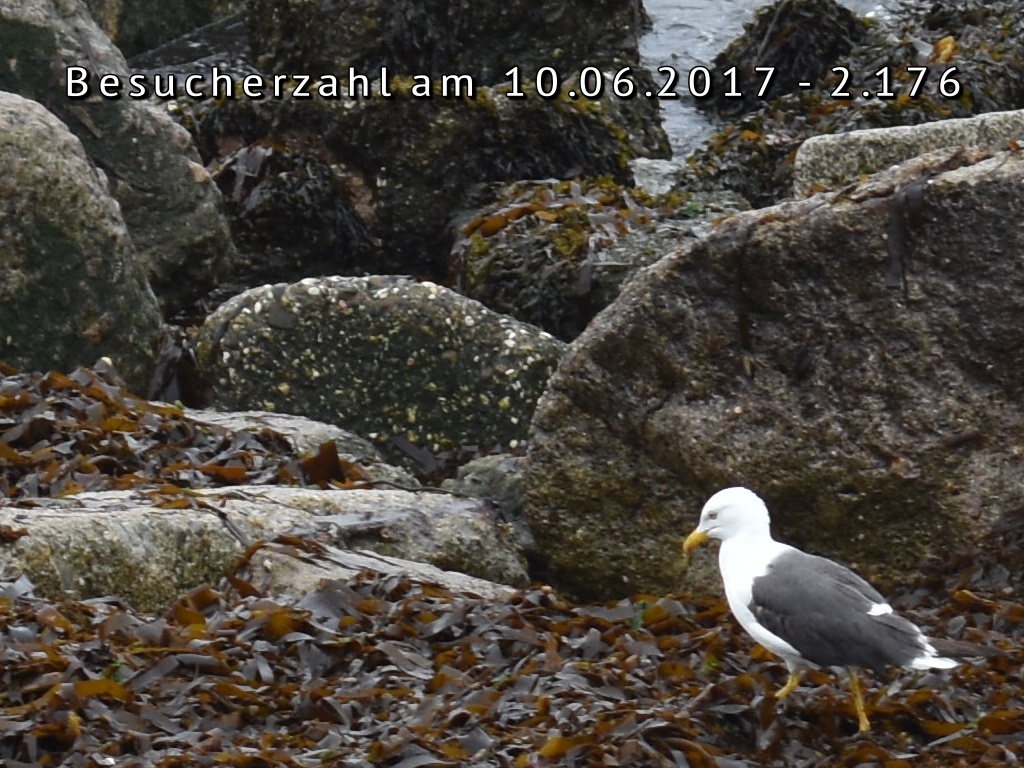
195,276,566,462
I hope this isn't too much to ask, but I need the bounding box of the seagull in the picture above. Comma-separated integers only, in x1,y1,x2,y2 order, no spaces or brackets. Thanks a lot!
683,486,993,732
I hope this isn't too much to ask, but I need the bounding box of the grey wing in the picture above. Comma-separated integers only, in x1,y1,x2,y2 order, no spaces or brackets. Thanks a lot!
749,551,928,673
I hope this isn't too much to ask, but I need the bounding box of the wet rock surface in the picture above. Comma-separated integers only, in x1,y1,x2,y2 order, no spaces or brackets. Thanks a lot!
524,145,1024,602
0,95,160,393
0,0,239,314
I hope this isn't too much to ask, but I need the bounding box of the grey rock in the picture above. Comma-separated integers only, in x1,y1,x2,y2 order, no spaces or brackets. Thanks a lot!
196,276,566,460
258,546,516,602
0,485,526,611
793,108,1024,196
442,454,533,555
0,0,238,312
183,408,420,487
0,92,160,392
524,145,1024,601
83,0,243,58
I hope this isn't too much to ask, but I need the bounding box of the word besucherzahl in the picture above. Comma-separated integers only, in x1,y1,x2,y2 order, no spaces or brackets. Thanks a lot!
65,66,475,99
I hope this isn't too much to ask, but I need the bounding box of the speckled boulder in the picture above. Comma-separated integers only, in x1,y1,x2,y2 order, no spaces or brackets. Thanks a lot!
524,145,1024,602
0,92,160,391
196,276,566,458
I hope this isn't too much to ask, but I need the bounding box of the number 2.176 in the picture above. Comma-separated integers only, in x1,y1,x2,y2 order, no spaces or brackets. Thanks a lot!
830,66,962,98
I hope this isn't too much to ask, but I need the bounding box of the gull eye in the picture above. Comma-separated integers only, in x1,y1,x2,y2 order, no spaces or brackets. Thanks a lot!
708,511,718,520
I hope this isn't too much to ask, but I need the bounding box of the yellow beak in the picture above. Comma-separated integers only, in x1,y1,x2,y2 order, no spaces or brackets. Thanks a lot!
683,528,709,554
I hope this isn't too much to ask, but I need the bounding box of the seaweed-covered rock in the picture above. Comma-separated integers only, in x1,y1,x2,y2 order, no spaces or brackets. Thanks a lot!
195,276,566,461
450,179,749,339
83,0,243,58
0,94,160,392
696,0,867,118
180,74,665,283
524,145,1024,602
249,0,648,88
0,0,238,313
211,142,377,286
681,0,1024,208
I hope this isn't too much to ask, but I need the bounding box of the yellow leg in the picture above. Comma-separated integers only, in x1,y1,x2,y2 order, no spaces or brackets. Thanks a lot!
849,671,871,733
775,670,802,700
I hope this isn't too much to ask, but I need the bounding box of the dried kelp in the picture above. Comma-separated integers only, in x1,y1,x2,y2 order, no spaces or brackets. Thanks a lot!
0,535,1020,766
0,364,358,502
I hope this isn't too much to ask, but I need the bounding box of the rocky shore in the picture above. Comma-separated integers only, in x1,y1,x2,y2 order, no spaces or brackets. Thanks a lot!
2,0,1024,763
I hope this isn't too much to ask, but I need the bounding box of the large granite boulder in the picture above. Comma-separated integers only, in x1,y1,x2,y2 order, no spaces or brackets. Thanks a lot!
0,0,238,313
0,92,160,391
524,145,1024,601
0,485,526,611
196,276,566,460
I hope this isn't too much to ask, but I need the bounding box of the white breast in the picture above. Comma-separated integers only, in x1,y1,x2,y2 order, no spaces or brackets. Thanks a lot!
719,536,807,668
